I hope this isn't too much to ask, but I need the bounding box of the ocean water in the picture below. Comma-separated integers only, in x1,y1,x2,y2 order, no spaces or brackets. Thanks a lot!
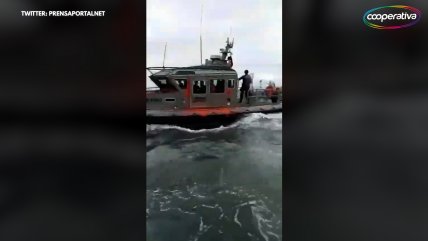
146,113,282,241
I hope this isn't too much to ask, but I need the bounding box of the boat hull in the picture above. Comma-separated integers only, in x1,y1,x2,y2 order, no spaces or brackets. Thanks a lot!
146,103,282,129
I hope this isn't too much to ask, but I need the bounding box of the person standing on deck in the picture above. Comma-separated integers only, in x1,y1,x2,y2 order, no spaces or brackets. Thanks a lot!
238,70,252,104
227,56,233,68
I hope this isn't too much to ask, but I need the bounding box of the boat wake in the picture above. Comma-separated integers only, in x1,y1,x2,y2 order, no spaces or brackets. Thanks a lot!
147,184,282,241
146,112,282,240
146,113,282,134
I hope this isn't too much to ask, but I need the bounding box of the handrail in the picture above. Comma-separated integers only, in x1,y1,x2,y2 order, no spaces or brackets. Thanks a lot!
146,65,234,75
146,87,160,90
147,67,182,70
147,67,183,75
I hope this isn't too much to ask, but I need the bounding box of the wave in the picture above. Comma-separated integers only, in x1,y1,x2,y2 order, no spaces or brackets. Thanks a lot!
146,113,282,134
147,184,282,241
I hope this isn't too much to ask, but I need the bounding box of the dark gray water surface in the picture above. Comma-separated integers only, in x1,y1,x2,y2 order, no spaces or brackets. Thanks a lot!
147,113,282,241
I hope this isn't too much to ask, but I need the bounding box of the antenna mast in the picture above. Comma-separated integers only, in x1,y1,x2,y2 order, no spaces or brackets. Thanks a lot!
200,2,203,65
162,42,167,68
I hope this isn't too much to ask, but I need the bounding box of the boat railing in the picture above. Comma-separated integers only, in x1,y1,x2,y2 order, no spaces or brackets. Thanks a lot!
250,88,281,96
147,67,182,70
147,67,182,75
248,88,282,103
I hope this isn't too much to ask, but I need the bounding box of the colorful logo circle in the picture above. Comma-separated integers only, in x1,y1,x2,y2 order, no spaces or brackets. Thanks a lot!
363,5,421,29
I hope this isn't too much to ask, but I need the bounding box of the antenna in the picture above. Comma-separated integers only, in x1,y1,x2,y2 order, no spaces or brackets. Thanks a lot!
229,27,234,51
162,42,167,68
200,1,203,65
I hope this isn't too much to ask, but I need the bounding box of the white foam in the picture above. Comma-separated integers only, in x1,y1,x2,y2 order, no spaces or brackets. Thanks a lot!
234,208,242,227
146,123,235,133
235,200,257,208
201,204,218,209
177,208,197,215
251,205,271,241
192,194,207,199
146,112,282,133
148,185,282,240
231,113,282,131
266,231,281,240
199,217,204,232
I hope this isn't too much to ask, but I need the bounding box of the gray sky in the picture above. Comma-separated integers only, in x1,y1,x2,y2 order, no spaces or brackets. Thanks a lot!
147,0,282,88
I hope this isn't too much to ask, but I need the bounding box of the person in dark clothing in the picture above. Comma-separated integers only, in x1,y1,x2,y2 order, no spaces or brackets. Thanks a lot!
238,70,252,104
200,81,206,93
193,81,200,93
227,56,233,68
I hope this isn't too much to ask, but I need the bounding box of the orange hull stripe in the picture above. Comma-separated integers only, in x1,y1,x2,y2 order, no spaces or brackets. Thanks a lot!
183,108,233,117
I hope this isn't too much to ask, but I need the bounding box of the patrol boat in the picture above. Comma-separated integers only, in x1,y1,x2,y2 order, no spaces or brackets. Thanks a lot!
146,38,282,129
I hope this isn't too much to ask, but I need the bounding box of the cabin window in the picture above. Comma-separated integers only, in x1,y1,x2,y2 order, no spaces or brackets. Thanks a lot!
175,79,187,89
193,80,206,94
210,79,225,93
227,79,235,88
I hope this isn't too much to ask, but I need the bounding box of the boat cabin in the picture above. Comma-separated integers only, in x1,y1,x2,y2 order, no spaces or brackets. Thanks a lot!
146,38,279,110
146,66,239,110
